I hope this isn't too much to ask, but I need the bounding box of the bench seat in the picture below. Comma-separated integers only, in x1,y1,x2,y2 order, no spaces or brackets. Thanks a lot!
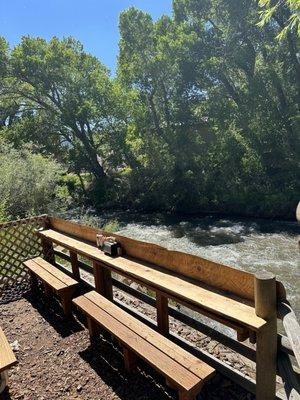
0,327,17,374
24,257,78,315
39,229,265,332
73,291,215,400
0,326,17,394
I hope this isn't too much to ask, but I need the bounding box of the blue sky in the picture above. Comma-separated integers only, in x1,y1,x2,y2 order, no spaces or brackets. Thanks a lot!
0,0,172,74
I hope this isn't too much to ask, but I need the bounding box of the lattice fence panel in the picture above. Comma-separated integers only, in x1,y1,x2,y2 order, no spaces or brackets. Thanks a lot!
0,215,48,297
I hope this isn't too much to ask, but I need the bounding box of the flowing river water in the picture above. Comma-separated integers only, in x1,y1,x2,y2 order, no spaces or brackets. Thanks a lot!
82,211,300,324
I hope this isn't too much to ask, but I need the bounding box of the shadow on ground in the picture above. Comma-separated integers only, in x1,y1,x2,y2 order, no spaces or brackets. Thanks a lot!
24,287,85,338
79,332,175,400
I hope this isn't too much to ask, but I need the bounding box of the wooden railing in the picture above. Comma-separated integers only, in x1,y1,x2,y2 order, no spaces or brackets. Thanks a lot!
277,301,300,399
0,214,299,399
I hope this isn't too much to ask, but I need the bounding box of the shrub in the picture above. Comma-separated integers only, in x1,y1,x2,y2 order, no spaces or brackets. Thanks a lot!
103,219,120,232
0,141,63,220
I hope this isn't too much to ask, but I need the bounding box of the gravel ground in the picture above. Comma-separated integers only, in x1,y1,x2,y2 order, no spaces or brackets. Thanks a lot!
0,285,257,400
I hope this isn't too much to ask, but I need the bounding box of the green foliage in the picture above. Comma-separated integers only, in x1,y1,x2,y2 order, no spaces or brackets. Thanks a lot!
8,36,127,188
258,0,300,39
56,173,86,205
103,219,120,232
77,212,120,232
0,1,299,219
116,0,299,216
0,140,64,219
78,213,102,228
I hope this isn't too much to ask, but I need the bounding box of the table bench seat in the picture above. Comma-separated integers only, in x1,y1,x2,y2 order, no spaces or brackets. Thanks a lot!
38,229,265,332
73,291,215,400
24,257,78,315
0,327,17,394
0,327,17,374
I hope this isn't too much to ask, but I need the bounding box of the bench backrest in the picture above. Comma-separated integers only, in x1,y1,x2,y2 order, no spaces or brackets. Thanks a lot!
48,216,286,302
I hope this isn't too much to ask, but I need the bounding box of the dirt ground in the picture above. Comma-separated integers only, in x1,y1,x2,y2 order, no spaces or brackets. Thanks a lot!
0,288,255,400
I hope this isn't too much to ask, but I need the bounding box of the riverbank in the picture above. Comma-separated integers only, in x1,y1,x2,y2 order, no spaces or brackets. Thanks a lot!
63,204,300,224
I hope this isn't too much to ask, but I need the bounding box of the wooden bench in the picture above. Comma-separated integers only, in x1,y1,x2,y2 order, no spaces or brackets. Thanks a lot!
0,327,17,394
37,218,287,400
38,229,265,334
73,291,215,400
24,257,78,315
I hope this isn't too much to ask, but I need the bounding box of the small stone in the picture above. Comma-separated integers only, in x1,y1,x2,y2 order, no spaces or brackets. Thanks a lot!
129,282,139,291
76,385,82,392
11,339,20,351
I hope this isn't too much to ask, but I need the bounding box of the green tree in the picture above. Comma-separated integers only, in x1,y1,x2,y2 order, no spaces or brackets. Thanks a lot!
118,8,212,210
118,1,299,215
258,0,300,39
1,0,299,218
8,37,120,188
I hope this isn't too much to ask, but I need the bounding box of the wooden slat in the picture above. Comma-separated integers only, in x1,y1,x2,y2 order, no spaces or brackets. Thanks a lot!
41,237,55,264
70,251,80,280
255,271,277,400
84,290,215,381
48,216,286,301
93,261,113,300
24,259,67,292
73,294,208,391
277,350,300,400
279,301,300,368
156,292,169,335
39,229,265,331
0,327,17,373
31,257,78,287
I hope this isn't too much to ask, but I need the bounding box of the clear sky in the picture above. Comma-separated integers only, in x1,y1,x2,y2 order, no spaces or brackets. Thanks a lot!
0,0,172,74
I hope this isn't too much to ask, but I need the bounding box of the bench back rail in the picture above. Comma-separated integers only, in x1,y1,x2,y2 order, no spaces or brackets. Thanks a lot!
48,216,286,302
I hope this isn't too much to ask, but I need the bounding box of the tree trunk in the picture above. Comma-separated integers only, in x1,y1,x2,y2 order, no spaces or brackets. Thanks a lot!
218,71,261,150
74,127,106,182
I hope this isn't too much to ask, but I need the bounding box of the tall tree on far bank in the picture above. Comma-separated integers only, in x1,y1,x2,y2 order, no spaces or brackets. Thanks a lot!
8,37,121,188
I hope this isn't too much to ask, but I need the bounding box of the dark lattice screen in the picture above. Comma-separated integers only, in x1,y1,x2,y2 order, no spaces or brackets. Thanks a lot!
0,215,47,297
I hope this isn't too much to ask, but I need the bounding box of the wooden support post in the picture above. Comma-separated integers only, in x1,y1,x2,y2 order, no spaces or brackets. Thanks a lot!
255,271,277,400
61,294,72,316
249,331,256,344
87,317,99,339
93,261,105,294
237,329,250,342
102,266,113,300
179,391,194,400
70,251,80,280
61,287,75,316
166,378,178,390
44,283,52,297
29,271,38,293
123,347,137,372
41,238,55,264
93,261,113,300
156,292,169,335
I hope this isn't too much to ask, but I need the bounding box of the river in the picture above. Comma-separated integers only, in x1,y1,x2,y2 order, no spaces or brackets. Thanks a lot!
79,211,300,323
